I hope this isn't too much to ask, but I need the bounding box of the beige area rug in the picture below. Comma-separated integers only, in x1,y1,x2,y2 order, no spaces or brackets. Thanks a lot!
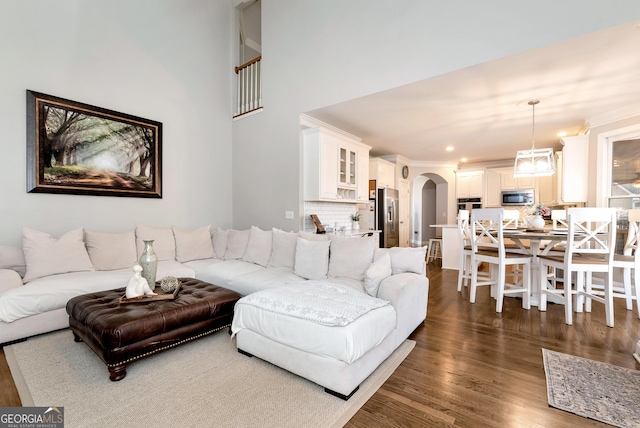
5,329,414,428
542,348,640,428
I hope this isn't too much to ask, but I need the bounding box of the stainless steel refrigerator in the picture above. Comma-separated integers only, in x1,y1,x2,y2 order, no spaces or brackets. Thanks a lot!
377,187,399,248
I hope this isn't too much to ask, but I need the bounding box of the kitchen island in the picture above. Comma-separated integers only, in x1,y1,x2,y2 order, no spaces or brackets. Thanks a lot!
429,224,459,270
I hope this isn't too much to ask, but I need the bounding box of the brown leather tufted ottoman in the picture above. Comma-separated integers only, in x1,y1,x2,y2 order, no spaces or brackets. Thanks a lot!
66,278,241,381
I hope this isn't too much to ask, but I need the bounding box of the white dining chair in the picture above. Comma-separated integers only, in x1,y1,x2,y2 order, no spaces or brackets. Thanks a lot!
469,208,532,312
457,210,472,291
596,209,640,317
551,210,568,230
538,207,617,327
503,210,520,229
543,209,568,287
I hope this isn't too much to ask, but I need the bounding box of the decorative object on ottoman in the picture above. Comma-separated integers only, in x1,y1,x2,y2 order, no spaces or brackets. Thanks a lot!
125,265,157,298
138,239,158,289
160,276,179,292
67,278,242,381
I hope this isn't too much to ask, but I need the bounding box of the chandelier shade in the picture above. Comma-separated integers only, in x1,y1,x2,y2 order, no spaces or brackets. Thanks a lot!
513,99,556,177
513,147,556,177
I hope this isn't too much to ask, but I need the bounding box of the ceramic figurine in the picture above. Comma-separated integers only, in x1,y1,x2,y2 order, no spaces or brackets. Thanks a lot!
125,265,157,298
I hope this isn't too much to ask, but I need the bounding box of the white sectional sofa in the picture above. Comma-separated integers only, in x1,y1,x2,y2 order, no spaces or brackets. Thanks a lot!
0,224,429,396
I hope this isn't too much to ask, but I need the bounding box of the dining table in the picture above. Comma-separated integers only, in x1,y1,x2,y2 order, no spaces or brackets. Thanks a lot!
502,227,569,307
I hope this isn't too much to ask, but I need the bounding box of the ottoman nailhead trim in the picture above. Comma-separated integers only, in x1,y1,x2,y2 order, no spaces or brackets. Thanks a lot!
105,323,230,368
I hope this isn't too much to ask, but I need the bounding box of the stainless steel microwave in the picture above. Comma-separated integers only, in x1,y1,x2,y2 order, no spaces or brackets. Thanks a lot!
501,190,534,206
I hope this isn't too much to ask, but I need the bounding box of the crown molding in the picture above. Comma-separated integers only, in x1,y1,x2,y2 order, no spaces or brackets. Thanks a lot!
588,103,640,128
299,114,363,142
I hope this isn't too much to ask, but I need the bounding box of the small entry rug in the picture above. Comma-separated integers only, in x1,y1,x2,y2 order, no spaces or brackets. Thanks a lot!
6,329,413,428
542,348,640,427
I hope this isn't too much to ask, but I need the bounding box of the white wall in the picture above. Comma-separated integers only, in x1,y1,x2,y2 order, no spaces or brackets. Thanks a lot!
0,0,233,245
232,0,640,230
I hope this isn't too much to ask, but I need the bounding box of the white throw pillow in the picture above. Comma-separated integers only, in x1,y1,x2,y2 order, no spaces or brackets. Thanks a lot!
212,227,228,259
364,252,392,297
268,228,298,269
298,231,330,242
328,235,376,281
243,226,273,267
0,269,23,293
135,225,176,261
225,229,251,260
0,245,27,277
387,246,427,274
172,225,215,262
22,227,94,283
85,229,137,271
294,238,329,280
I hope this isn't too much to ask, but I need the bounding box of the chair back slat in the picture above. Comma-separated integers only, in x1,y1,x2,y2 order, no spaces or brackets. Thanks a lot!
503,210,520,229
552,210,568,230
471,208,504,254
458,210,471,246
566,208,617,261
623,209,640,256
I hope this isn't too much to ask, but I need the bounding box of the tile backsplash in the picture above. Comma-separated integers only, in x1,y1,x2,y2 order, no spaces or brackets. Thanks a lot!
303,201,360,232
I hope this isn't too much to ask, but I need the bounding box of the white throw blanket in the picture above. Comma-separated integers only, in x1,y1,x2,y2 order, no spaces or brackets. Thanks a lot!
235,281,390,327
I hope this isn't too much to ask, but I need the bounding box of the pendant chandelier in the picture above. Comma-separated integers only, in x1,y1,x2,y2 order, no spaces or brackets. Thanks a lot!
513,99,556,177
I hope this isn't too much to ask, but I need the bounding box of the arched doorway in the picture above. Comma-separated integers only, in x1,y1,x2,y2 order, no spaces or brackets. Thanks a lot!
412,173,448,246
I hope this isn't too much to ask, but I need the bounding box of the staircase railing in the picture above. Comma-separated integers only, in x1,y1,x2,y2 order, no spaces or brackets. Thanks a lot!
234,56,262,118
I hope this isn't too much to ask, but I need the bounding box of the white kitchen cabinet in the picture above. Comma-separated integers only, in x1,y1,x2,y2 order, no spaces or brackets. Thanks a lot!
501,171,535,190
484,170,502,207
537,174,554,205
560,135,589,203
456,171,484,198
356,146,370,201
369,158,395,188
303,127,370,202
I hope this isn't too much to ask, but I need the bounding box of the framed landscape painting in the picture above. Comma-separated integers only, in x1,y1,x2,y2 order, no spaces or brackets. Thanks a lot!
26,90,162,198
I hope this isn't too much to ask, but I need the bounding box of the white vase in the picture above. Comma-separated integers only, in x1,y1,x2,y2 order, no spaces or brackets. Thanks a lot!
529,215,545,229
352,221,360,230
139,240,158,290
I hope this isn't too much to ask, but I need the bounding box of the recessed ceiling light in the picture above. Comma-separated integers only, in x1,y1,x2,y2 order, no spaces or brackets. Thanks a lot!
557,131,568,137
446,146,454,151
460,157,468,162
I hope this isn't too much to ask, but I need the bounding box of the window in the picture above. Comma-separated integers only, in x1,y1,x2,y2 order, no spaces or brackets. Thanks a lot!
609,138,640,211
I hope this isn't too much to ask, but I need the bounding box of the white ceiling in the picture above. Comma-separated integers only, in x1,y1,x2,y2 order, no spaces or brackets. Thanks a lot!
305,21,640,167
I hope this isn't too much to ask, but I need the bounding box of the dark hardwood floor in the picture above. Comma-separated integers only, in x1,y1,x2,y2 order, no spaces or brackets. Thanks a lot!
1,263,639,427
346,263,640,427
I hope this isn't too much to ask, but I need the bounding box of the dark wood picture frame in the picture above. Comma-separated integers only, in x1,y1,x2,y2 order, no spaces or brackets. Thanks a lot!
26,90,162,198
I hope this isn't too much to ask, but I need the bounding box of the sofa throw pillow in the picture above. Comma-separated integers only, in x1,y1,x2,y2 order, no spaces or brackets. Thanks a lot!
225,229,251,260
243,226,272,267
85,229,137,271
22,227,94,283
212,227,228,259
0,269,23,293
0,245,27,278
328,235,376,281
172,225,215,262
364,252,392,297
294,238,329,280
268,228,298,269
388,246,427,275
135,225,176,261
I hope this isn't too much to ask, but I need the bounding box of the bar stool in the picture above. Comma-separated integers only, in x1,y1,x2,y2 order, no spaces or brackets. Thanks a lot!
427,238,442,263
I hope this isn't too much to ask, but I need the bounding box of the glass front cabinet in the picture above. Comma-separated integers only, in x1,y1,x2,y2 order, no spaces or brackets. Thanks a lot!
303,127,370,203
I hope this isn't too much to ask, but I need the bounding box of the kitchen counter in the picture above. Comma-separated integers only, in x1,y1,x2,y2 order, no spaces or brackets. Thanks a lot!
305,229,381,235
429,224,459,270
